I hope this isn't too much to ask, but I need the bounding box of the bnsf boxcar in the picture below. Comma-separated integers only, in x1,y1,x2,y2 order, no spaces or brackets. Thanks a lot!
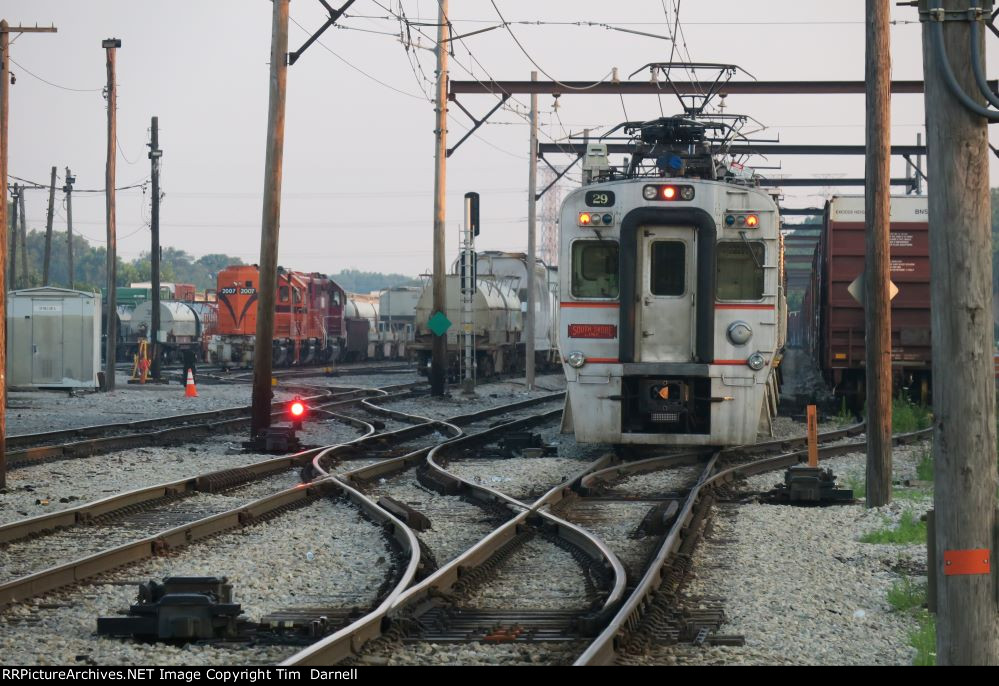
209,265,347,367
803,195,931,407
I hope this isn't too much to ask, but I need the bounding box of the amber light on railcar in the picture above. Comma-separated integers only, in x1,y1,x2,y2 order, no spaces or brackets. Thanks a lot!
578,212,615,227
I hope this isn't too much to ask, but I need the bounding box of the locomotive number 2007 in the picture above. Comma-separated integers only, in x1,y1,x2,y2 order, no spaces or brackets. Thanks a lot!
585,190,615,207
221,287,256,295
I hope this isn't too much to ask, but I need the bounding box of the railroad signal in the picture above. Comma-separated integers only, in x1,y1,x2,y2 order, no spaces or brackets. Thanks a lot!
465,192,480,237
289,397,307,429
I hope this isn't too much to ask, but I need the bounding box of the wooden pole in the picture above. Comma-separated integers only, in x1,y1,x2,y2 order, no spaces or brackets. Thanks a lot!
104,39,120,392
1,19,10,490
42,165,55,286
429,0,449,398
64,167,73,289
149,117,161,380
526,71,538,390
806,404,819,468
921,0,999,664
864,0,893,507
251,0,288,437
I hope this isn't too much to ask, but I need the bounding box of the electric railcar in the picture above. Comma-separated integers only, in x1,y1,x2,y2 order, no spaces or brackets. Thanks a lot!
559,139,785,446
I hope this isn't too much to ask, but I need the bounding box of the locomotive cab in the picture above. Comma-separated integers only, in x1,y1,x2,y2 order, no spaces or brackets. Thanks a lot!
559,175,784,447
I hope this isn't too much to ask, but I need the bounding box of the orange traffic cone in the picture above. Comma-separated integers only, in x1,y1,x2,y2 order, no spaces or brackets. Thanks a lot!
185,369,198,397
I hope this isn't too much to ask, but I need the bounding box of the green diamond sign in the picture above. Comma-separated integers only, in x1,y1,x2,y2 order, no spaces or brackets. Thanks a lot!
427,311,452,336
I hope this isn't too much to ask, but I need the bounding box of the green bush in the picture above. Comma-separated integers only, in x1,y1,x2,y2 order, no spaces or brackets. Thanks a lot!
892,395,932,434
860,511,927,545
887,577,926,612
916,448,934,482
911,611,936,666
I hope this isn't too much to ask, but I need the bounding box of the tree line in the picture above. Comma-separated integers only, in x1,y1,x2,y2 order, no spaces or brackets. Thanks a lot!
8,229,421,295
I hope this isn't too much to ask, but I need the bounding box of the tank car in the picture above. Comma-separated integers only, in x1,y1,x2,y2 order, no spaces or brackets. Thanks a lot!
473,251,560,370
129,300,203,363
377,287,420,360
344,295,379,361
208,265,347,367
559,116,786,447
411,274,522,378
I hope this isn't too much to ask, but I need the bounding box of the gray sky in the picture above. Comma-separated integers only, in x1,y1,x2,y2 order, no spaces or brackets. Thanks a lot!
5,1,998,278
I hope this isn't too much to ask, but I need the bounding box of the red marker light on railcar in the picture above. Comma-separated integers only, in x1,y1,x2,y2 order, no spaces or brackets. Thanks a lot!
661,186,677,200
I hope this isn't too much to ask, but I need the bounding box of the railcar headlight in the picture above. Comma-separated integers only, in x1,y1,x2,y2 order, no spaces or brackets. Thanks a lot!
567,351,586,368
747,352,766,371
642,185,658,201
727,321,753,346
680,186,695,201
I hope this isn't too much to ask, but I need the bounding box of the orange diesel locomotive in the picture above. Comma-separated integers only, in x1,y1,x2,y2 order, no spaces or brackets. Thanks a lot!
208,265,347,367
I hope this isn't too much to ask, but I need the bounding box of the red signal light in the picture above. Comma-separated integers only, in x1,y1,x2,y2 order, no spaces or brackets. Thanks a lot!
290,401,305,417
661,186,677,200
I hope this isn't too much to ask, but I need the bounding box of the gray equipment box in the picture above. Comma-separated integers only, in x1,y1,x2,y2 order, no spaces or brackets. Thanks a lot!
6,287,101,389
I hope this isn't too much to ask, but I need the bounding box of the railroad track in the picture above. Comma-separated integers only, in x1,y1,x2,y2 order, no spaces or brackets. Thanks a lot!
282,421,931,666
0,391,569,661
3,383,423,468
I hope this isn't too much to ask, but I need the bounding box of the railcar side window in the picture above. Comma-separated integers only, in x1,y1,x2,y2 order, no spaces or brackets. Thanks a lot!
716,242,765,300
571,240,619,298
279,286,289,302
650,241,686,296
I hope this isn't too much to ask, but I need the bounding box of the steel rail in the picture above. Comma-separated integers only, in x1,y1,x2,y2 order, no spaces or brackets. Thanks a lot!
285,401,626,666
575,425,931,665
5,383,425,468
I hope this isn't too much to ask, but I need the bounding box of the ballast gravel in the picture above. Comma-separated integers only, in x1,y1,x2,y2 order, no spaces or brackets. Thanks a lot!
0,415,360,525
365,477,501,566
364,640,588,666
641,440,933,666
0,497,394,666
6,373,299,436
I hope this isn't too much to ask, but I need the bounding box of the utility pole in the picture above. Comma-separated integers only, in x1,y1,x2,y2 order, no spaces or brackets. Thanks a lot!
149,116,162,380
921,0,999,664
42,165,55,286
103,38,121,392
251,0,288,437
8,183,17,290
430,0,449,397
526,70,538,389
0,19,57,489
864,0,893,508
64,167,74,289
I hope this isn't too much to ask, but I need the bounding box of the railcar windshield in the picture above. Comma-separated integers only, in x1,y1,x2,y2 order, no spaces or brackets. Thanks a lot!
571,240,619,298
716,241,765,300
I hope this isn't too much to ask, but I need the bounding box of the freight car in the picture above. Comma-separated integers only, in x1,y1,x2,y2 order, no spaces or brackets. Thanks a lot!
377,286,420,360
207,265,347,368
411,274,524,378
126,301,205,363
344,295,379,361
798,195,931,409
558,115,786,447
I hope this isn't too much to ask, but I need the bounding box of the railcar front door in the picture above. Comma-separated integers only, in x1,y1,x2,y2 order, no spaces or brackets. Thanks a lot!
637,226,695,362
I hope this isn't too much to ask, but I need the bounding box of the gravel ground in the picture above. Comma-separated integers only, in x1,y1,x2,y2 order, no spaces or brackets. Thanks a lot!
0,469,304,585
444,456,587,502
555,498,660,582
603,464,705,498
458,535,595,610
382,375,566,421
0,497,394,666
639,440,933,666
365,477,502,566
364,640,588,666
7,373,299,436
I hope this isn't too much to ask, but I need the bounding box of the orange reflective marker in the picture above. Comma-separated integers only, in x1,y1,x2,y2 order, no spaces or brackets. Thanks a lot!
806,404,818,468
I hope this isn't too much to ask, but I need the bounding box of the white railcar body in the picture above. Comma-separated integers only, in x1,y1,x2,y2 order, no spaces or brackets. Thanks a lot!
559,177,784,446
